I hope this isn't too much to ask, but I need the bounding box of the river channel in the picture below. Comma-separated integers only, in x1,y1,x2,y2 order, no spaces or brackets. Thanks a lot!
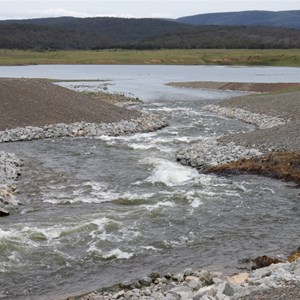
0,65,300,299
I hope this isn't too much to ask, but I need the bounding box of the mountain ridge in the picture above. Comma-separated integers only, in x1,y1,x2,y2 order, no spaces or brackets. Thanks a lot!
176,10,300,28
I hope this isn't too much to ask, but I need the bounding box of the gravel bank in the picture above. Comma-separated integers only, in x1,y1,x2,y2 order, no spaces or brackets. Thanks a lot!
175,83,300,168
0,78,141,130
217,91,300,153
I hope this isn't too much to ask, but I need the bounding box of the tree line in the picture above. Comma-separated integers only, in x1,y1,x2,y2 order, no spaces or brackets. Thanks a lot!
1,17,300,50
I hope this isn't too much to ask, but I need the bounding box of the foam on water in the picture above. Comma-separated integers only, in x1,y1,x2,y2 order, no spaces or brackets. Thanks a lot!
102,248,133,260
190,199,203,208
89,217,111,231
141,201,175,211
21,225,61,241
140,157,199,187
0,228,13,239
43,181,157,205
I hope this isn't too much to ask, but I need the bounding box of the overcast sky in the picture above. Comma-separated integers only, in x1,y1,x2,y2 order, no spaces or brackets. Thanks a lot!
0,0,299,20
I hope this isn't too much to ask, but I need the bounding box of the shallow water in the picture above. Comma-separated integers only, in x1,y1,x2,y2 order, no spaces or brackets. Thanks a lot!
0,66,300,300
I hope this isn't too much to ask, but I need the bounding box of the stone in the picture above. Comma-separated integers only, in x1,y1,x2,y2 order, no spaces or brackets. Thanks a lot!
112,290,125,299
215,282,234,297
124,290,134,298
173,273,184,282
227,273,249,285
293,268,300,278
161,282,177,293
119,280,135,289
149,272,160,280
143,288,151,296
252,266,273,278
184,268,194,276
185,276,202,290
198,271,215,286
138,276,152,287
168,286,193,300
0,207,10,216
193,285,215,300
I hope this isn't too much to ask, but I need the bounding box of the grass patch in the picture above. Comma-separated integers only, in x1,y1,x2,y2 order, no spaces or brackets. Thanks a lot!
1,49,300,66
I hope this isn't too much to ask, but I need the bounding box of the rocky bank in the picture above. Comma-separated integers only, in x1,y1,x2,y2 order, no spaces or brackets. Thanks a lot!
0,78,167,213
69,258,300,300
174,82,300,187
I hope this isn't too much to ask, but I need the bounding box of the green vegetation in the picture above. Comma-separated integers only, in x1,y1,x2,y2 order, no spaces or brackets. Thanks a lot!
1,49,300,66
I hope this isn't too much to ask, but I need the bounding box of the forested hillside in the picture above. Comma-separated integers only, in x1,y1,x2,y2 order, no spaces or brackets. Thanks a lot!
1,15,300,50
177,10,300,28
134,26,300,49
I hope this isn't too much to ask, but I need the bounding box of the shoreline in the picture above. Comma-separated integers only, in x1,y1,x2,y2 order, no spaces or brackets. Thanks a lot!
2,49,300,67
66,258,300,300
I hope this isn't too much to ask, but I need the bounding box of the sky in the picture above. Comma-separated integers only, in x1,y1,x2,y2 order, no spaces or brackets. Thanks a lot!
0,0,299,20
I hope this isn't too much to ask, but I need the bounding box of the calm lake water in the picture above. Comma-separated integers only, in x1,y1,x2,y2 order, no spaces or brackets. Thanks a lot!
0,65,300,300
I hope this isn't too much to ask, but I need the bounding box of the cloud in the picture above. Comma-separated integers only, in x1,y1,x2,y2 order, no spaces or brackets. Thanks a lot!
0,7,172,20
0,8,132,20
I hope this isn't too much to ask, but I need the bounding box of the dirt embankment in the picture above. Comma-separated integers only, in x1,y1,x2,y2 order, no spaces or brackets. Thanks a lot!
0,78,140,131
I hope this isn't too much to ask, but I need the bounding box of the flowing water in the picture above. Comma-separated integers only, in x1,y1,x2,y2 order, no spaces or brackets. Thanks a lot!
0,65,300,299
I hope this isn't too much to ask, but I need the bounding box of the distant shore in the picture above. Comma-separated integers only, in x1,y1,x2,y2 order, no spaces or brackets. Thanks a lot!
1,49,300,66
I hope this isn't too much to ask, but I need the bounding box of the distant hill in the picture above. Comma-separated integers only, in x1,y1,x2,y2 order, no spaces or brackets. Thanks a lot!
1,15,300,50
177,10,300,29
0,17,191,43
